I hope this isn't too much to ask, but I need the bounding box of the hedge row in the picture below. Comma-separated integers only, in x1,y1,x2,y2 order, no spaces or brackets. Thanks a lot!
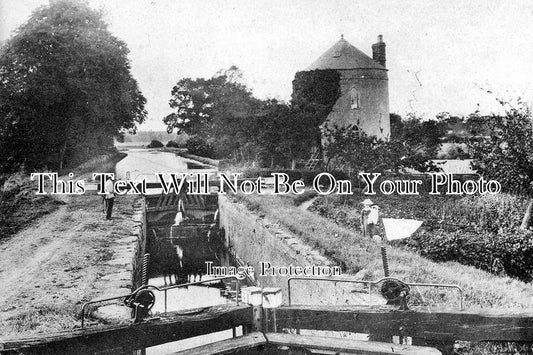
311,191,533,282
405,229,533,282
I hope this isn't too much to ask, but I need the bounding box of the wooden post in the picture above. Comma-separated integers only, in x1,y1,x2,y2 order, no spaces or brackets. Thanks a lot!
241,286,263,334
262,287,282,333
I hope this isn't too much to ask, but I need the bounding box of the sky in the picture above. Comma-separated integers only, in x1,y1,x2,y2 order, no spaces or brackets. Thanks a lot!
1,0,532,131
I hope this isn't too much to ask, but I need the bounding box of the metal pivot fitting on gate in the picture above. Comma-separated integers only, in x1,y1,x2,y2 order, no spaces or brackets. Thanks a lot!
379,278,410,310
80,276,243,328
124,289,155,323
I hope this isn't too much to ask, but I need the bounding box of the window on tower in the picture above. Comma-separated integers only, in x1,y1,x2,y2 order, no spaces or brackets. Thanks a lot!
350,88,360,109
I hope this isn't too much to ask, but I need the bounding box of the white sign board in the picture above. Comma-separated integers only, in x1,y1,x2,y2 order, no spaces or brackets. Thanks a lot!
382,218,423,241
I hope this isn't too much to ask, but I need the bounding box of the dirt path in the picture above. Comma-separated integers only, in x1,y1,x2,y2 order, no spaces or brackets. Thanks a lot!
0,192,139,336
297,196,319,211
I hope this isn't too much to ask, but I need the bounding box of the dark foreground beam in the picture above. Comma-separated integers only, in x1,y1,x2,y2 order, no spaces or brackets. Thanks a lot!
272,305,533,342
0,304,252,355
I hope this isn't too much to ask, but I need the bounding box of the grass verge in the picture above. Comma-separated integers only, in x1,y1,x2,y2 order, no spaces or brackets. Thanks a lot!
233,193,532,310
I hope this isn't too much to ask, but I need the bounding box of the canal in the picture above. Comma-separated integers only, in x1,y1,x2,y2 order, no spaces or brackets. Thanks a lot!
116,148,252,354
144,211,251,354
115,148,217,187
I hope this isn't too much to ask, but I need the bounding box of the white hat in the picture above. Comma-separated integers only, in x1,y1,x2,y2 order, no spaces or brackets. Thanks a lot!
361,199,373,206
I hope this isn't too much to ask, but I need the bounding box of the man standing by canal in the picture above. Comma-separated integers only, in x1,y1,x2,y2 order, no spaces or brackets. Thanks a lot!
104,176,115,220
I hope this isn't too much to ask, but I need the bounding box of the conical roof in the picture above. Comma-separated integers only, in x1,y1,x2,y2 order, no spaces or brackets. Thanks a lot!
306,36,385,71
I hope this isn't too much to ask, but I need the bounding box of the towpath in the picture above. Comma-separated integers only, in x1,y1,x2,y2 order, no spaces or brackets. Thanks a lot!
0,190,140,336
0,148,208,336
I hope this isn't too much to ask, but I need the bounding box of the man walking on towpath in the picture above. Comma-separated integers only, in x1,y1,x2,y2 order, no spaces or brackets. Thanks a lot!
104,176,115,220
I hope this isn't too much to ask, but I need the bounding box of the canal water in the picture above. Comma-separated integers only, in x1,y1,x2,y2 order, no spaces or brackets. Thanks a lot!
146,221,242,314
115,148,217,193
114,149,250,354
144,219,249,354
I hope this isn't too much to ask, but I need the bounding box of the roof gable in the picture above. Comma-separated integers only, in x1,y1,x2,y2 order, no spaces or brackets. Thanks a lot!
306,37,385,71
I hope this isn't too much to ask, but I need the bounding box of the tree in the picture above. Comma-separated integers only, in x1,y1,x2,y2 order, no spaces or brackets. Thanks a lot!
291,69,341,157
163,66,261,158
465,113,493,137
0,0,146,172
468,101,533,194
240,99,314,168
467,100,533,229
163,67,338,167
392,114,445,158
240,99,288,167
323,120,441,174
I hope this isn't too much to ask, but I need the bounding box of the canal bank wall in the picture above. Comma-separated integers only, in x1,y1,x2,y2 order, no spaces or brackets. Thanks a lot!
89,196,148,322
131,198,147,290
217,195,377,306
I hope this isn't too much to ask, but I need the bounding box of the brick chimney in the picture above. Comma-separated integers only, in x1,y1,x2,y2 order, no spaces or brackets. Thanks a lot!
372,35,386,67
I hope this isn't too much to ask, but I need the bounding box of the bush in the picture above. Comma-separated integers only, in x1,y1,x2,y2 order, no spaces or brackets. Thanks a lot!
147,140,164,148
239,168,350,187
185,136,215,158
407,229,533,282
438,143,470,159
323,126,441,174
468,102,533,194
374,192,529,234
166,140,180,148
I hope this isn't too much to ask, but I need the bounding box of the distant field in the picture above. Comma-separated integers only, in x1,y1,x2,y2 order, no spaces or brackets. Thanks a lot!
433,159,475,174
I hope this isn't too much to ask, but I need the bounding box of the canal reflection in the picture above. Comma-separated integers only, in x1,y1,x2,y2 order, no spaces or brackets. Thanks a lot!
115,149,246,354
146,224,240,313
144,208,250,354
115,148,217,194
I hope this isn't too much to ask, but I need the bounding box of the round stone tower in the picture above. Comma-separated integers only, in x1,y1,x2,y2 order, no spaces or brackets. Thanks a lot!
305,35,390,140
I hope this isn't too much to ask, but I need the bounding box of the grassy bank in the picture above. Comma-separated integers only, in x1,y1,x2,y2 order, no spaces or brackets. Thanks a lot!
0,152,126,242
0,173,64,241
233,193,532,310
176,151,218,167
